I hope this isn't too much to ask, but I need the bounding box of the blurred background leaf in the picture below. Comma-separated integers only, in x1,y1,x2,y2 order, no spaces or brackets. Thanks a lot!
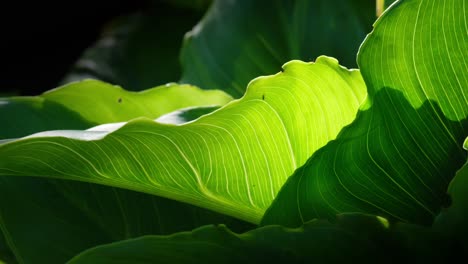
180,0,376,97
61,4,204,91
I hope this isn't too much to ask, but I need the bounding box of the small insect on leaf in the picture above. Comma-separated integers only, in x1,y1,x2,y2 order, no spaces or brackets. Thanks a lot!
118,98,122,103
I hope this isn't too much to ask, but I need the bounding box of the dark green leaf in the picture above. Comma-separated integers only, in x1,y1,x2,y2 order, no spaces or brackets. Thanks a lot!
180,0,375,97
68,213,457,264
433,137,468,248
0,177,109,264
0,177,253,264
62,5,204,91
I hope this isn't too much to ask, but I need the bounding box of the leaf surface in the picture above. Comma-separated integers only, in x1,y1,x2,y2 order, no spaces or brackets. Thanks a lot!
262,0,468,226
0,79,236,263
0,56,367,224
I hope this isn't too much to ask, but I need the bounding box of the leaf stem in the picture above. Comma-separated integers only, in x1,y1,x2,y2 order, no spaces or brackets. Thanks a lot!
376,0,384,17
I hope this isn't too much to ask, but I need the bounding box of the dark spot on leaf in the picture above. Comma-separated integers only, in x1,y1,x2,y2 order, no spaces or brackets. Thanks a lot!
441,193,452,208
262,94,265,100
118,98,122,103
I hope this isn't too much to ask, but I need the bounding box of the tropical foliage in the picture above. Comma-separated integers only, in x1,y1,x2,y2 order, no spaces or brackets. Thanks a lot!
0,0,466,263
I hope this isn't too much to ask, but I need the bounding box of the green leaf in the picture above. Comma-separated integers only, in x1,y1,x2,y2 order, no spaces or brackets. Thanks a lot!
68,213,457,264
0,97,90,140
0,79,235,263
262,0,468,227
0,99,235,263
262,90,467,226
433,137,468,248
180,0,375,97
0,177,253,264
0,80,232,139
359,0,467,121
62,5,204,91
0,56,367,224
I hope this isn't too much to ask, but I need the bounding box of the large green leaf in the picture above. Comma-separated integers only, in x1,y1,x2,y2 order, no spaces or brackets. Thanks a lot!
0,56,367,224
262,0,468,227
62,4,205,91
262,90,467,226
0,80,237,263
0,80,231,139
359,0,467,121
68,213,458,264
0,79,233,263
180,0,375,97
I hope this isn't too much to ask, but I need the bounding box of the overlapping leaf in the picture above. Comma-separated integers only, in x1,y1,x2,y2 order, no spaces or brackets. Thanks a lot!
262,0,468,227
0,56,367,224
0,80,231,139
180,0,375,97
0,79,234,263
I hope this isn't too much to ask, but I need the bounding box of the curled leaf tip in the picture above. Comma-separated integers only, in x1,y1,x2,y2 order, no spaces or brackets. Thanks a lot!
376,216,390,229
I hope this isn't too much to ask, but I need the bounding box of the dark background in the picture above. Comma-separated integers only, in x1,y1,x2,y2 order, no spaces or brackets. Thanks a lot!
0,0,139,95
0,0,207,95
